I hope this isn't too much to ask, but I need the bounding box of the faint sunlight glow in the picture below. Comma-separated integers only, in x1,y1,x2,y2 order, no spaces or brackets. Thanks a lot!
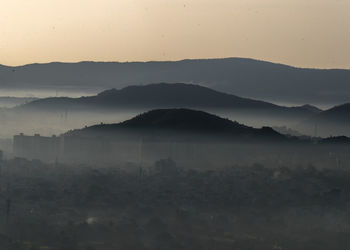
0,0,349,68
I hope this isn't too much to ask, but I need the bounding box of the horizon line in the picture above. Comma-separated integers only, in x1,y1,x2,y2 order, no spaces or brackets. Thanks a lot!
1,56,349,71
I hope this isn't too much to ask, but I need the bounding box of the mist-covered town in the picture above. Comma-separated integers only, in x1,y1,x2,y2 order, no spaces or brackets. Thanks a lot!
2,1,350,248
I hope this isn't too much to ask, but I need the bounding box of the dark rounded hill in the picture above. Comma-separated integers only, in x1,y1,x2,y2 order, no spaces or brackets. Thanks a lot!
119,108,248,132
67,108,286,141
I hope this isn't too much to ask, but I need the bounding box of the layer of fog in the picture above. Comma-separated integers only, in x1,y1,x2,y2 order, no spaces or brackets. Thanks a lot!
0,108,309,138
1,107,348,141
0,87,99,99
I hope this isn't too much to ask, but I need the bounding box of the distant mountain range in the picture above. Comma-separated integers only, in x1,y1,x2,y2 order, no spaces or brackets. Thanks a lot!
1,57,350,105
12,82,350,137
19,83,320,119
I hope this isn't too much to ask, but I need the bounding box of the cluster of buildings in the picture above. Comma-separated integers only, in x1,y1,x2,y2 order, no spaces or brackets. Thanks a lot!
12,133,186,164
13,132,350,168
12,133,212,165
13,133,62,162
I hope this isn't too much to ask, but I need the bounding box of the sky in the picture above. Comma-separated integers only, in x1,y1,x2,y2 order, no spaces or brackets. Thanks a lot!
0,0,349,68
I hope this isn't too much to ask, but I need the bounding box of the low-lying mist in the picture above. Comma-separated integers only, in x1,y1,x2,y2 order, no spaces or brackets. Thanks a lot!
0,96,349,250
0,87,99,99
0,107,312,139
0,109,139,139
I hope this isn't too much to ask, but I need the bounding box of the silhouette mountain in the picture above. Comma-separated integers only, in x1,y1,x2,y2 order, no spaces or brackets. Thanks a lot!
64,108,350,146
19,83,318,118
300,103,350,126
298,104,322,114
296,103,350,137
67,108,286,141
1,58,350,104
316,103,350,122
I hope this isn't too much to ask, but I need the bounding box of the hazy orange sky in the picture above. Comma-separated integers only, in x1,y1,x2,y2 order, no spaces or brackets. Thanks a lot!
1,0,349,68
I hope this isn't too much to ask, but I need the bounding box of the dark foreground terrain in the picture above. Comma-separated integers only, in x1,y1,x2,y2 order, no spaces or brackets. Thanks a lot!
0,158,349,250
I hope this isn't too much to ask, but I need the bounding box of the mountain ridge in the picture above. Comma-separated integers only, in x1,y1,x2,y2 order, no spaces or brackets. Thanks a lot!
18,83,318,119
296,102,350,137
1,57,350,104
2,57,349,70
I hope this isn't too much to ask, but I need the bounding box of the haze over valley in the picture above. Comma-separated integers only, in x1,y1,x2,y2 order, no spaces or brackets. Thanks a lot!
2,81,350,144
1,0,350,248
